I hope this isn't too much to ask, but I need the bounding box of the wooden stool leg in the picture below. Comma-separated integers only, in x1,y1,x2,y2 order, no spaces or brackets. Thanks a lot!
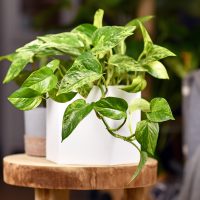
35,189,69,200
107,189,126,200
125,188,147,200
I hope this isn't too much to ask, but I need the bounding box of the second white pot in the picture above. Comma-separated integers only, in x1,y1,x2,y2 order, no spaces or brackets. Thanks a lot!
24,107,46,157
46,86,141,165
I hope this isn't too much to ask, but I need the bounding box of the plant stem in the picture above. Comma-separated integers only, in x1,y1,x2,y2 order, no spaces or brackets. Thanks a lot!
138,51,146,61
100,115,133,142
110,117,127,131
101,76,108,95
129,141,141,152
128,113,134,136
60,64,67,74
98,84,106,98
94,112,140,158
58,68,64,78
105,65,113,85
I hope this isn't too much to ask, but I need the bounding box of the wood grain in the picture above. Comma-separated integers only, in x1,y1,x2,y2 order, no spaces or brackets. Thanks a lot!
3,154,157,190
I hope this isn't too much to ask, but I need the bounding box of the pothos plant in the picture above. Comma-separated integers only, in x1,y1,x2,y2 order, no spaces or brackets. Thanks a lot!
1,9,175,181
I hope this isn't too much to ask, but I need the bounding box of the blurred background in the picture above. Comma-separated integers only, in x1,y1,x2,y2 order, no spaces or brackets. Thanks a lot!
0,0,200,199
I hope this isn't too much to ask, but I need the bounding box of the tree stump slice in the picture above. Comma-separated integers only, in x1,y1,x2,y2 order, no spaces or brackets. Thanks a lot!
3,154,157,200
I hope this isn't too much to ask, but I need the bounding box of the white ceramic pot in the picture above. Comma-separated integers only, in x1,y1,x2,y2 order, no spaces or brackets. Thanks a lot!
24,107,46,156
46,86,141,165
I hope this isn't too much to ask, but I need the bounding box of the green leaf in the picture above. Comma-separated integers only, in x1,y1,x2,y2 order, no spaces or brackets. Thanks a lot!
108,54,147,73
72,24,97,39
58,52,102,95
126,15,154,27
135,120,159,155
94,97,128,120
46,59,60,72
92,26,135,54
72,24,97,46
3,51,34,83
129,98,150,113
17,39,63,58
138,21,152,48
16,39,43,53
120,76,147,93
143,44,176,63
146,98,174,122
38,32,84,56
37,43,64,57
137,21,175,64
145,61,169,79
62,99,94,140
48,88,76,103
129,151,148,183
93,9,104,28
8,88,42,110
22,67,58,93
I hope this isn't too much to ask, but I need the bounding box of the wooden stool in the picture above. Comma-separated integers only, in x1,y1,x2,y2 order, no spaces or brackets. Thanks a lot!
3,154,157,200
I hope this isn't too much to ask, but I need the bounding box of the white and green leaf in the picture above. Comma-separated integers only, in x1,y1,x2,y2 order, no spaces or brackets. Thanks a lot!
92,26,135,54
58,52,102,95
93,9,104,28
72,24,97,46
16,39,62,57
48,88,76,103
8,88,42,110
129,98,150,113
135,120,159,155
145,61,169,79
108,54,147,73
138,21,152,49
38,32,84,56
22,67,58,93
16,39,44,53
129,151,148,183
3,51,34,83
120,75,147,93
94,97,128,120
143,44,176,63
62,99,94,141
146,98,174,122
46,59,60,72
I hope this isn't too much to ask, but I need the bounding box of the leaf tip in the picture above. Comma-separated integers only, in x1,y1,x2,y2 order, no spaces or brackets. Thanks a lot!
56,90,62,96
171,116,175,120
171,52,176,57
3,75,10,84
61,132,67,142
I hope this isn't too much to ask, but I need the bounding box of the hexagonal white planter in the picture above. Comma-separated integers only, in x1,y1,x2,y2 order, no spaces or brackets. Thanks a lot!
46,86,141,165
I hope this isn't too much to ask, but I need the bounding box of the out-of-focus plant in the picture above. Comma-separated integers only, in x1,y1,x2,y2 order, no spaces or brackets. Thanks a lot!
151,0,200,174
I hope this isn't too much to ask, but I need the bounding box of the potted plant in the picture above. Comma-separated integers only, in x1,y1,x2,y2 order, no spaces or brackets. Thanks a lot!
1,9,175,179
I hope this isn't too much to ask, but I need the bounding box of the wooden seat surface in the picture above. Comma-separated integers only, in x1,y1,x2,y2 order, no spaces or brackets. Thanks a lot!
3,154,157,190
